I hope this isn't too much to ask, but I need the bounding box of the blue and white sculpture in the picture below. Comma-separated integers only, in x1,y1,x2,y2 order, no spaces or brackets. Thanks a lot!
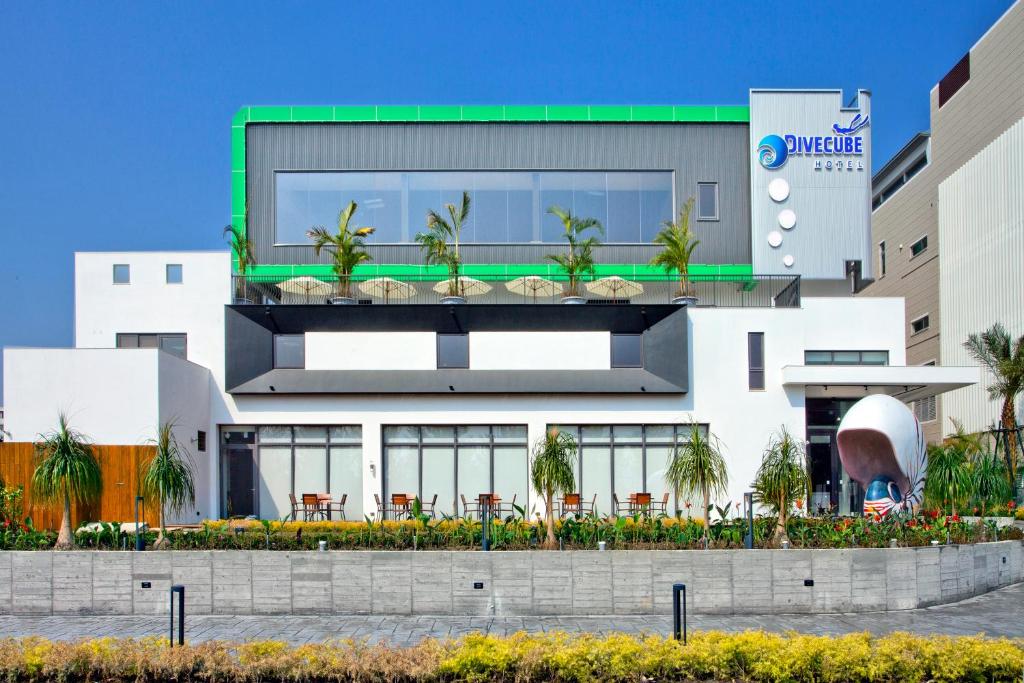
836,394,927,517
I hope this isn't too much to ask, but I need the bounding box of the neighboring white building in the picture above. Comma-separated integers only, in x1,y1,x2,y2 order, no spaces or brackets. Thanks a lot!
1,95,979,523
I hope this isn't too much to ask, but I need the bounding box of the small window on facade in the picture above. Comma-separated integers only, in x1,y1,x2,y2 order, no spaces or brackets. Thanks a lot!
878,241,886,277
274,334,305,369
696,182,719,221
911,315,930,335
611,334,643,368
437,334,469,369
113,264,130,284
748,332,765,390
197,431,207,452
166,264,183,284
159,335,187,359
910,236,928,257
116,333,187,360
913,395,937,422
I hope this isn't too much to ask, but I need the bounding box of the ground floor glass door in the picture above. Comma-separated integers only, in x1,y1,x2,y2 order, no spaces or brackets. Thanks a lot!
221,427,256,518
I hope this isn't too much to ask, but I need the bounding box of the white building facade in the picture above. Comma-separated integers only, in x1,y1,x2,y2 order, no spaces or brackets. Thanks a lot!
2,94,978,523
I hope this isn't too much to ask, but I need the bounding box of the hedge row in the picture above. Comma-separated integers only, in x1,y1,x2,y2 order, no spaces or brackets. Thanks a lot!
1,631,1022,682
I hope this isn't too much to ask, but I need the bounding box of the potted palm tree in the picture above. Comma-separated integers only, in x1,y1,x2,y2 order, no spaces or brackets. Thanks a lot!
223,209,257,304
650,197,700,306
531,428,577,549
963,323,1024,498
142,422,196,549
416,191,470,304
31,414,103,550
752,426,810,547
545,206,602,304
307,201,375,305
666,425,728,544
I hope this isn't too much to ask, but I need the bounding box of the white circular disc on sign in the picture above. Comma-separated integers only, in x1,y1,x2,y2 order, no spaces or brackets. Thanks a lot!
778,209,797,230
768,178,790,202
783,254,795,267
767,231,783,248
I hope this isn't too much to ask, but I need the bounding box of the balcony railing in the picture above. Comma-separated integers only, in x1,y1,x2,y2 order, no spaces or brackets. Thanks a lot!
230,273,800,308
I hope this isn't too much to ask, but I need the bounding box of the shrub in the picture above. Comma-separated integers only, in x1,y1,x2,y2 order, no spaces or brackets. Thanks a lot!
0,632,1021,682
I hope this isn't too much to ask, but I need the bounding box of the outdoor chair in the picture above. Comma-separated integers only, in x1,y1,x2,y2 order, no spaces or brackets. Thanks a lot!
612,493,622,516
301,493,327,521
584,494,597,516
651,493,670,515
560,493,582,519
461,494,480,519
391,493,411,520
421,493,438,518
328,493,347,520
288,493,300,521
374,493,387,520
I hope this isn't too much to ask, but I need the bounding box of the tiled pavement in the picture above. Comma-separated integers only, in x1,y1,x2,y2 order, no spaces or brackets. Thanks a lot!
1,583,1021,645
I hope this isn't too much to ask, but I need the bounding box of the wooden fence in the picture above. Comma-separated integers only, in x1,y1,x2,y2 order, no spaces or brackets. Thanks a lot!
0,442,160,530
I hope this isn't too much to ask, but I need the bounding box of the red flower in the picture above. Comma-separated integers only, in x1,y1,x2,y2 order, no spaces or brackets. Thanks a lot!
795,499,804,510
951,514,960,522
1009,501,1017,510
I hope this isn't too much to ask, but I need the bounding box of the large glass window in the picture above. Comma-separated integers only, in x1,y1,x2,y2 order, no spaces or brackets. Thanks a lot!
240,425,362,520
555,424,705,516
382,425,528,518
276,170,674,245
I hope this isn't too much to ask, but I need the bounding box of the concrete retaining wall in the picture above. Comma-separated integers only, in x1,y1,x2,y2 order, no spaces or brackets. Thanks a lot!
1,542,1021,616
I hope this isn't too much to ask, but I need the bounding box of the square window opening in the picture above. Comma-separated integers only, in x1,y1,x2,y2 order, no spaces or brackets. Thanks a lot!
911,315,930,335
166,264,183,284
274,334,305,369
610,334,643,368
113,264,130,284
437,334,469,369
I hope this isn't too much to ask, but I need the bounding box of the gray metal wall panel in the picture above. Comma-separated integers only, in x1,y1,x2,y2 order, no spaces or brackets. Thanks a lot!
246,122,751,265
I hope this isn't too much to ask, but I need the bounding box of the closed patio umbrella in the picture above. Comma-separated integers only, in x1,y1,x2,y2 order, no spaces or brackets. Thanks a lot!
358,277,415,303
432,277,492,298
506,276,559,302
277,276,332,303
585,276,644,300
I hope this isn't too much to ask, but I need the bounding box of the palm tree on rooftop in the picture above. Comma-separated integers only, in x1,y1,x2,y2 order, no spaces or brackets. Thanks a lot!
545,206,602,298
416,191,470,297
650,197,700,299
307,201,375,300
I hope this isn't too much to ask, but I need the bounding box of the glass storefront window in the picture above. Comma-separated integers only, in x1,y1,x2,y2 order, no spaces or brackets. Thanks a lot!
382,425,529,518
276,170,674,245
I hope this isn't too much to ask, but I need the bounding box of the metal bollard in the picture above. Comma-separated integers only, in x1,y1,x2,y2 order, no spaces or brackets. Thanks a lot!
481,500,490,551
672,583,687,643
134,496,145,551
169,585,185,647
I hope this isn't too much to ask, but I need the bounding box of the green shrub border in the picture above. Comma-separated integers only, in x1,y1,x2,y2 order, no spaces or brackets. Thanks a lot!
1,631,1022,682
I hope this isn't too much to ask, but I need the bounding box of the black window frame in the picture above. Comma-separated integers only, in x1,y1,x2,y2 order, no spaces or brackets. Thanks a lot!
273,334,306,369
748,332,765,390
610,333,644,368
116,333,187,360
911,315,930,335
910,235,928,258
436,333,469,369
878,241,886,277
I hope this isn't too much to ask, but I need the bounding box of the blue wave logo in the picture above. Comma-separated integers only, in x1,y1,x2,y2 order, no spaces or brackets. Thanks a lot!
757,134,788,169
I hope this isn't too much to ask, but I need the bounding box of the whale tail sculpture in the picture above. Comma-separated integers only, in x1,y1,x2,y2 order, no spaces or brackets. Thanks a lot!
836,394,927,517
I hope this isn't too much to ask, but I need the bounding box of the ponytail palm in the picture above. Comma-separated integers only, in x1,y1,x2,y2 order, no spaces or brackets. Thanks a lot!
650,197,699,297
963,323,1024,491
531,429,577,548
142,422,196,548
416,192,470,297
753,427,809,546
545,206,602,297
307,201,375,299
666,426,728,540
31,414,103,550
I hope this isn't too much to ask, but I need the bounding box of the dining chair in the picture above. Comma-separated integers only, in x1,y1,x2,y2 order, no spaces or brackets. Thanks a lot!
612,493,622,516
374,493,386,520
329,493,347,521
301,493,325,521
653,492,670,515
461,494,480,520
421,494,438,518
585,494,597,516
561,493,581,519
288,493,300,521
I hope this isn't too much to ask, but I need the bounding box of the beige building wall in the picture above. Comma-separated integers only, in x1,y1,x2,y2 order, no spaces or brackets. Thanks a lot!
862,0,1024,444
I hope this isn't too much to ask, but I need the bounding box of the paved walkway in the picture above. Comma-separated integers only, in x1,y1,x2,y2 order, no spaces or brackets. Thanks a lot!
1,584,1021,645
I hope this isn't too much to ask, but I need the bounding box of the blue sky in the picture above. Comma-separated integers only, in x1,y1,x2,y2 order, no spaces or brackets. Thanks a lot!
0,0,1013,397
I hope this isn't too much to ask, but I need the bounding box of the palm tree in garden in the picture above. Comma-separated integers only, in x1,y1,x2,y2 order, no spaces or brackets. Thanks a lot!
531,428,577,549
307,201,375,301
223,205,256,301
924,443,972,516
31,414,103,550
665,426,728,542
963,323,1024,491
752,427,809,546
970,445,1010,522
545,206,602,299
416,191,470,298
142,422,196,549
650,197,700,299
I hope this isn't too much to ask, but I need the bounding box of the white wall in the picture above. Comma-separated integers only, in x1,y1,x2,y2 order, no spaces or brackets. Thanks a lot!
939,116,1024,434
470,332,610,370
305,332,436,370
3,348,161,444
801,297,906,364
